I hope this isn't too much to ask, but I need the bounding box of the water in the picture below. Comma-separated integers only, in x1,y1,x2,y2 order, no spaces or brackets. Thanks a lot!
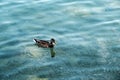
0,0,120,80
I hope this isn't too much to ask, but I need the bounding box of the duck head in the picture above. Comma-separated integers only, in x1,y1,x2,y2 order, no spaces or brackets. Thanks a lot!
50,38,56,45
49,38,56,48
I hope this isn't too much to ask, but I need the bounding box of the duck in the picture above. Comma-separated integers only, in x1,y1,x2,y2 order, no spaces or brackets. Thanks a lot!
33,38,56,48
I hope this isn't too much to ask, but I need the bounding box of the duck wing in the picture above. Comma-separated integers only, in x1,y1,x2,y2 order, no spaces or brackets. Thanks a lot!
34,39,49,48
39,40,49,44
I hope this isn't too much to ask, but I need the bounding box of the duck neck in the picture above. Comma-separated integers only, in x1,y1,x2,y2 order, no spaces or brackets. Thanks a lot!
49,42,54,48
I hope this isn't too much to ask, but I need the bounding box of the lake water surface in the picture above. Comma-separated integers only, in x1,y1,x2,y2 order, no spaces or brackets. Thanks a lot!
0,0,120,80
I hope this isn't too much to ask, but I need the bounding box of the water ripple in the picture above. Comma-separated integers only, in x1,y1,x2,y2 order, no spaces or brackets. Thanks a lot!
0,0,120,80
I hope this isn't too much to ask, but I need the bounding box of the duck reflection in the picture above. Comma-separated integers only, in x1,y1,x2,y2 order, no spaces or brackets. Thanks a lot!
50,48,56,58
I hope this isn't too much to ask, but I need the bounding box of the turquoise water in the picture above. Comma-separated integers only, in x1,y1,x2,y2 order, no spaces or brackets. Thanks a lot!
0,0,120,80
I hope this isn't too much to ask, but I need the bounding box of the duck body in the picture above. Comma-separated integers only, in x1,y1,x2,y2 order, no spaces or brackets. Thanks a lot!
34,38,55,48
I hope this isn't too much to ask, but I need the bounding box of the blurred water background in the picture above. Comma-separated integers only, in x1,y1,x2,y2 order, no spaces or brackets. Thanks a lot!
0,0,120,80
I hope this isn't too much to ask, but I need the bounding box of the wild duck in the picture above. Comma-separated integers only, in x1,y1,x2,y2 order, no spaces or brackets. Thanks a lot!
34,38,56,48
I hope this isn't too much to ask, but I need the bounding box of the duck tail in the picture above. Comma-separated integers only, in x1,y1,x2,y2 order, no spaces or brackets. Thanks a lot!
33,39,38,43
